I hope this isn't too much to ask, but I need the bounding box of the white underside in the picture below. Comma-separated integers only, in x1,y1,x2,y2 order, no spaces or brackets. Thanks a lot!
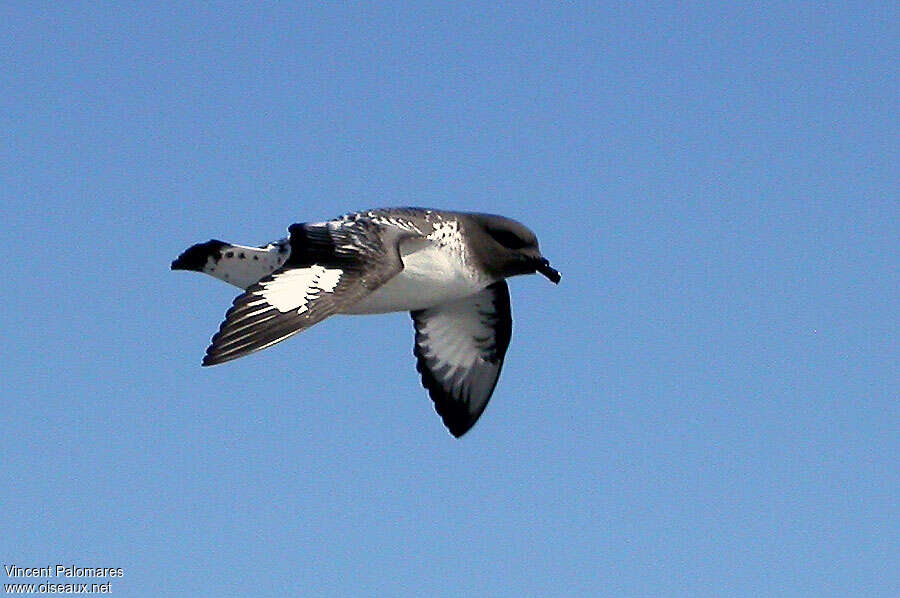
341,240,488,314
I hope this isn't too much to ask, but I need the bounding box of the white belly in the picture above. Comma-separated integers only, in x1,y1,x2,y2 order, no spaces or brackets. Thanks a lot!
341,242,488,314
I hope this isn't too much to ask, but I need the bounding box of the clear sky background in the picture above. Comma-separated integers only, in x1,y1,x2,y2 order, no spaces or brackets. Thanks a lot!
2,3,897,596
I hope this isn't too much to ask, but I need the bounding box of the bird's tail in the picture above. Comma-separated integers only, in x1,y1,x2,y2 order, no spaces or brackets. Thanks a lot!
171,238,291,289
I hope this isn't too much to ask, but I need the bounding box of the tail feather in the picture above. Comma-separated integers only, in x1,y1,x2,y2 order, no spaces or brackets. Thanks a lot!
171,238,291,289
171,239,228,272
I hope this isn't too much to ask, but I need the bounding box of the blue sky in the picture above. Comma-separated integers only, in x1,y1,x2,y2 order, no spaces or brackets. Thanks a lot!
1,2,897,596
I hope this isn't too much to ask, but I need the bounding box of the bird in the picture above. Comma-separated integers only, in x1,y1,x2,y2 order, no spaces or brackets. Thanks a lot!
171,207,560,437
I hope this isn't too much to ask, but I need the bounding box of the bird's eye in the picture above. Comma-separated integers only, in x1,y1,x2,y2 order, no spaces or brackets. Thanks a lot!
486,228,529,249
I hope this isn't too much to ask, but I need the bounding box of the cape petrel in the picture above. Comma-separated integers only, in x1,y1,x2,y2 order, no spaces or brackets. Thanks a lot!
172,207,560,437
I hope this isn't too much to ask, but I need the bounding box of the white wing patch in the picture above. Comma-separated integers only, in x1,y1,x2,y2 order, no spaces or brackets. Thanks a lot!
252,265,343,313
416,303,493,375
202,216,407,366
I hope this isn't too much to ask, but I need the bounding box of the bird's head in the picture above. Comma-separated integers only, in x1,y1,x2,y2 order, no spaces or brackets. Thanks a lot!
467,213,561,284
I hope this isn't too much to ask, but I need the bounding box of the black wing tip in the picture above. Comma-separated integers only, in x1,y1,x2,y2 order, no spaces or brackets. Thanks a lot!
171,239,227,271
446,420,473,438
202,342,252,367
440,400,478,437
426,380,477,438
201,342,229,366
201,353,219,367
412,351,477,439
201,325,255,367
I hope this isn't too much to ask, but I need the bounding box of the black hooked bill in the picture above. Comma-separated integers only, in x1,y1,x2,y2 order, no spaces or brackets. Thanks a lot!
536,258,561,284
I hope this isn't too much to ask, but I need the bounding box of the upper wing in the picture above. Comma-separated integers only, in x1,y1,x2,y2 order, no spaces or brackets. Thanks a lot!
203,218,406,366
411,281,512,437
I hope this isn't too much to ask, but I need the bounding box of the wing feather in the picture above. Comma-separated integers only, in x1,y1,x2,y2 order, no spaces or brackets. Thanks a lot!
203,218,405,366
411,281,512,437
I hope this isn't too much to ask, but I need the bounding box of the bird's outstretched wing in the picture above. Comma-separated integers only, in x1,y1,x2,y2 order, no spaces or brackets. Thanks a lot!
203,218,405,366
411,281,512,437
